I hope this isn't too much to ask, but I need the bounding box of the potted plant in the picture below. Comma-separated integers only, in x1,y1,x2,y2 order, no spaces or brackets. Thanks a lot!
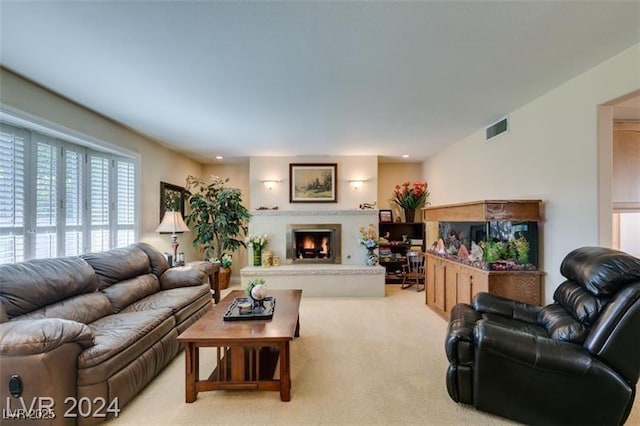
390,181,430,222
184,175,251,288
217,253,233,289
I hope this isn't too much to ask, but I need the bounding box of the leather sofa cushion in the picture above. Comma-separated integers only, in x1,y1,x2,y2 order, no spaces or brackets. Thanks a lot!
136,242,170,278
101,274,160,313
82,244,151,290
121,283,211,325
160,267,207,290
18,292,113,325
79,309,174,371
554,280,606,325
0,257,98,318
538,304,589,343
560,246,640,297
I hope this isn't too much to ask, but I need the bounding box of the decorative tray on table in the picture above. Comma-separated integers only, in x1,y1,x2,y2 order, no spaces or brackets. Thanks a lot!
223,297,276,321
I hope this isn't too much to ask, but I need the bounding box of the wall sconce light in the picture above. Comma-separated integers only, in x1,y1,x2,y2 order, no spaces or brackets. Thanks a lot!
261,180,280,190
349,180,364,190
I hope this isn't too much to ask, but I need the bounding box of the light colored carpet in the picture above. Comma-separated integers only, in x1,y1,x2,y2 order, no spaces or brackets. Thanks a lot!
111,285,640,426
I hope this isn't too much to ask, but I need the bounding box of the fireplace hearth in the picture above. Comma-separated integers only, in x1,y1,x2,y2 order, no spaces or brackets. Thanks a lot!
286,224,342,264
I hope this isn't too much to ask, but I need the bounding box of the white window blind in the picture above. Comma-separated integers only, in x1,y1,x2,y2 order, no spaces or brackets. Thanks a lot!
0,122,137,263
33,136,58,259
64,148,84,256
0,125,26,263
116,159,135,247
89,154,111,253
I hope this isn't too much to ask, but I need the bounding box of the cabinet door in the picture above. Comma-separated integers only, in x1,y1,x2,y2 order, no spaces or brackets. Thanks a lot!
456,270,473,305
426,257,436,305
445,264,458,314
434,259,446,311
470,270,488,297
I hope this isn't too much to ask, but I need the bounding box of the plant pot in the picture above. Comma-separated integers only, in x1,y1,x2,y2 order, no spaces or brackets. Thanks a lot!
404,208,415,223
219,267,231,289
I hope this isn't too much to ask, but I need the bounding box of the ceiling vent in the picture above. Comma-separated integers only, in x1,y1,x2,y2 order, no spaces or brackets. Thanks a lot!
485,116,509,142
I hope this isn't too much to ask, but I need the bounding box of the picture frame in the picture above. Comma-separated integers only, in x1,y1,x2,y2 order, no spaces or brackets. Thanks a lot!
379,209,393,223
160,181,187,221
289,163,338,203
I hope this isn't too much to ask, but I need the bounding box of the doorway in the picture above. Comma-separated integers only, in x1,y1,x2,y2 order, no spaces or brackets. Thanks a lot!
606,92,640,257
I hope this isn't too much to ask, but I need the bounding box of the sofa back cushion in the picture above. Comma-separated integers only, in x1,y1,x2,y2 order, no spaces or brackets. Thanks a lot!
135,242,170,278
553,280,607,325
560,247,640,297
18,292,113,325
101,274,161,313
538,304,589,343
0,257,98,319
81,244,151,290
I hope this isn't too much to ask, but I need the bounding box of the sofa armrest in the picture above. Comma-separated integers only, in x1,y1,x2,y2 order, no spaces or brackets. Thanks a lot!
475,320,591,375
160,266,207,290
0,318,94,356
473,292,542,324
445,303,482,365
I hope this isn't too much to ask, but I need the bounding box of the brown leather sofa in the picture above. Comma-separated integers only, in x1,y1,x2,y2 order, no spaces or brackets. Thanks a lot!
0,242,216,425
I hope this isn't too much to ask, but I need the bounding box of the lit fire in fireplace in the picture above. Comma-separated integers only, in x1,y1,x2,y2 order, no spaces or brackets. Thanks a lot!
298,234,330,259
287,224,341,264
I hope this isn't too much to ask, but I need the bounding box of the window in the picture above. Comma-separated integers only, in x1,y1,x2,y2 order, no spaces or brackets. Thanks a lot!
0,122,138,263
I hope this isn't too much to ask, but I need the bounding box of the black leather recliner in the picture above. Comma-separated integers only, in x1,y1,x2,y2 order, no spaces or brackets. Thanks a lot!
445,247,640,425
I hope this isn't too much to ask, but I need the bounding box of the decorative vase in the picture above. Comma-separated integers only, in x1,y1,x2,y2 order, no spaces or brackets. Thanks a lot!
219,267,231,290
365,248,378,266
253,247,262,266
404,208,416,223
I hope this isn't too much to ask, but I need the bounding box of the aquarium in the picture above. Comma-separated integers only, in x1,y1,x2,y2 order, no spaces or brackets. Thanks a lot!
433,220,539,270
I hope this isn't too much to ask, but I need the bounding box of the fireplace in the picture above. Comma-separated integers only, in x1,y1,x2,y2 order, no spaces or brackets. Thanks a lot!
286,224,342,264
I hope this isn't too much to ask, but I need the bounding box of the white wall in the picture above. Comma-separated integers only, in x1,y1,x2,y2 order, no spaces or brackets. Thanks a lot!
0,68,205,262
423,43,640,303
249,156,378,210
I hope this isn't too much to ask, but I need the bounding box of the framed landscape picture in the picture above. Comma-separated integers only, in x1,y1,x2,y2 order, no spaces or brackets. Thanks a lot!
289,163,338,203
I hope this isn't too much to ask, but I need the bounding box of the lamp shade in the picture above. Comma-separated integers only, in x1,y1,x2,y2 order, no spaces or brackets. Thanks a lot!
156,211,190,234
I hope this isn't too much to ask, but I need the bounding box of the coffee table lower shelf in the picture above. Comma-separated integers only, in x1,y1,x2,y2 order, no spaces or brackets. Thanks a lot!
185,342,292,401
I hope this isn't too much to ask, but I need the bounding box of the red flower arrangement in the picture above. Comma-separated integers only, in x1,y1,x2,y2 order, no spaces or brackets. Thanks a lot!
391,181,430,210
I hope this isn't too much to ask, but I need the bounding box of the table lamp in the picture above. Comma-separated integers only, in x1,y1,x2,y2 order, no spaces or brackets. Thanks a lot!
155,211,190,266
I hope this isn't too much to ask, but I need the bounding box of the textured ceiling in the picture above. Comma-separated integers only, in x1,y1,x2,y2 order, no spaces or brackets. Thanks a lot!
1,1,639,163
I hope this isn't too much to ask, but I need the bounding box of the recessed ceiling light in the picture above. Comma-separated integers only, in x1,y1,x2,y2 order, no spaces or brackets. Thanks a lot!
215,155,223,160
402,154,410,158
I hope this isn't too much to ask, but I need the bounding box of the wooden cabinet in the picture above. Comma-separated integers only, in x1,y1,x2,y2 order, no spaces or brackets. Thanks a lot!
425,254,543,320
422,200,544,319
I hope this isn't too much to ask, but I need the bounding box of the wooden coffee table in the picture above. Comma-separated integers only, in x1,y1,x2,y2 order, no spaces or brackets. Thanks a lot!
177,289,302,402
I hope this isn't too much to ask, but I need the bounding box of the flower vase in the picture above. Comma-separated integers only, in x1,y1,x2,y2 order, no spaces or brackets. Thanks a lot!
253,247,262,266
404,208,415,223
365,248,378,266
